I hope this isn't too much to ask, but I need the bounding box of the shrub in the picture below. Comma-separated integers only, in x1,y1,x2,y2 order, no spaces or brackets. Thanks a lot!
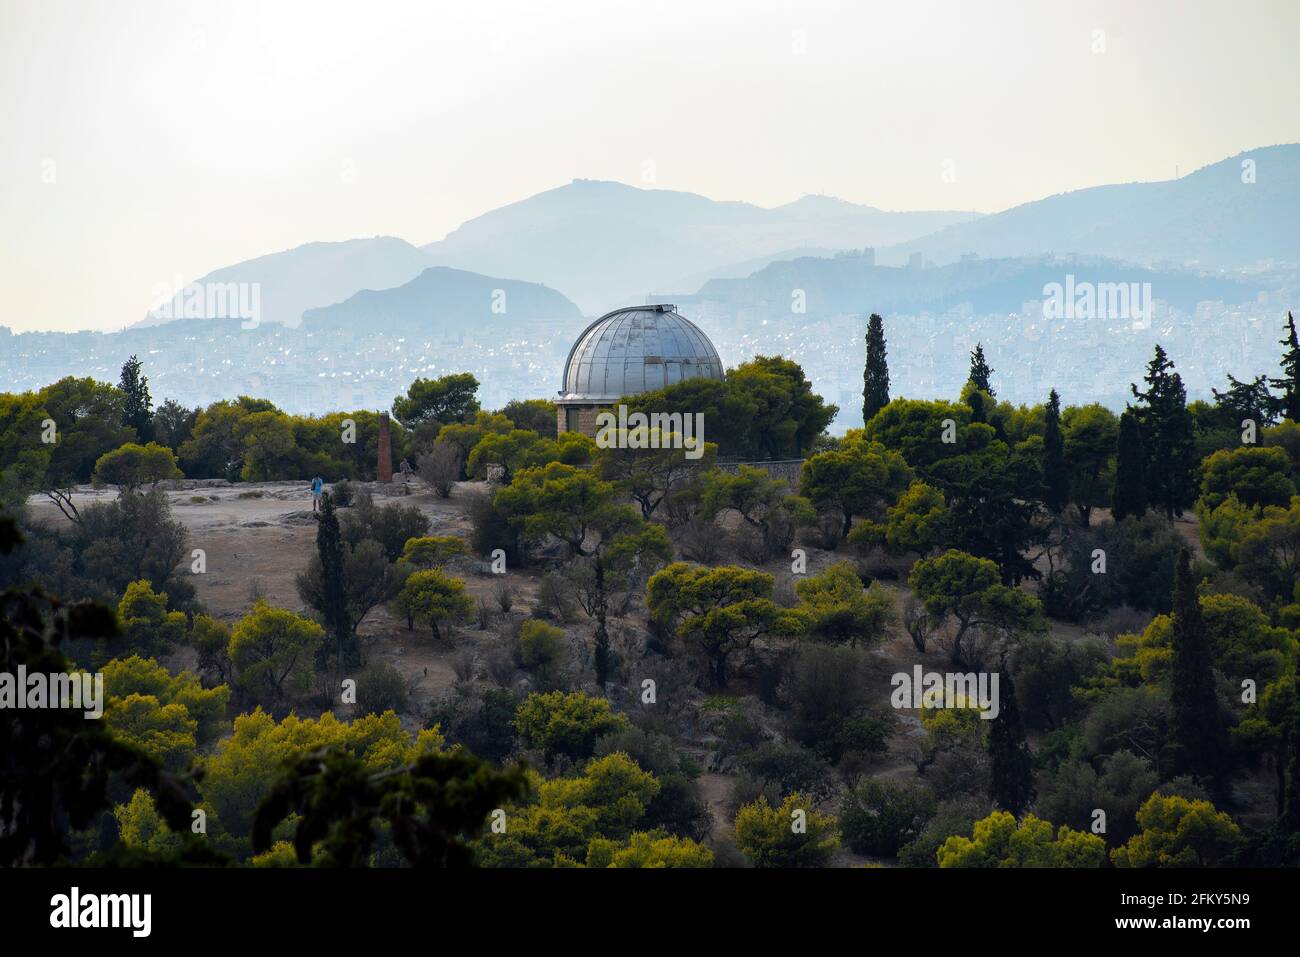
734,793,838,868
840,778,936,856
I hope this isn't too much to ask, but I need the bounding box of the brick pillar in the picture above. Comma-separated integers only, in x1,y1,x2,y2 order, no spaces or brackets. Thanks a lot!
377,412,393,483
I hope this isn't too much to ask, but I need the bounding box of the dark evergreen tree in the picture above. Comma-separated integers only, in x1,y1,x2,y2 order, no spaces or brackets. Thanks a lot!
968,343,995,397
1270,312,1300,423
315,493,357,671
1167,551,1229,788
1042,389,1068,514
1112,407,1146,521
988,666,1035,816
1130,345,1198,518
1213,373,1277,429
119,354,153,441
862,313,890,425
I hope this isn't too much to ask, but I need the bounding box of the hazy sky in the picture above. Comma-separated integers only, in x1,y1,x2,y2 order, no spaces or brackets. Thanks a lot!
2,0,1298,333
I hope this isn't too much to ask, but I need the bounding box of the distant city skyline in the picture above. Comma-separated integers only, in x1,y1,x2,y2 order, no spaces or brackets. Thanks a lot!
2,0,1299,333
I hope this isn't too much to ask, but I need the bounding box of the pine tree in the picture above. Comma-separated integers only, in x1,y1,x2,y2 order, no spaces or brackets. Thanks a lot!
988,666,1035,816
119,354,153,441
1130,344,1197,518
1167,551,1229,788
1042,389,1068,514
1213,373,1277,429
1112,407,1147,521
316,493,356,672
862,313,890,425
1269,312,1300,423
968,343,995,397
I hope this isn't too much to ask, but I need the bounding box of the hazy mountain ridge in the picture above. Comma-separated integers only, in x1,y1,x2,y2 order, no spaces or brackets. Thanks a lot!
303,266,582,332
877,144,1300,269
696,253,1271,319
421,179,983,312
132,236,435,330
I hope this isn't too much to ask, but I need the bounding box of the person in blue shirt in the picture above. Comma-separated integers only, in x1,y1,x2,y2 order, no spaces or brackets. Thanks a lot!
310,475,324,512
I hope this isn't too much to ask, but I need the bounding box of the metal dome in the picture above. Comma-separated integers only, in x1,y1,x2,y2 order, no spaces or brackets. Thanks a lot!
558,304,725,403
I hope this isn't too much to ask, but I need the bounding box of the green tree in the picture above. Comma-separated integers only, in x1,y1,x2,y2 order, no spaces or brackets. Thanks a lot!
398,535,468,568
593,427,717,520
799,435,913,538
863,398,972,474
93,441,182,492
586,830,713,868
199,709,443,855
1131,345,1198,518
516,618,568,681
36,376,135,521
937,811,1105,868
152,399,197,452
733,793,838,867
968,343,995,397
646,562,797,687
0,526,198,866
229,601,324,708
1199,445,1295,510
1167,551,1230,787
1062,403,1119,526
727,355,838,458
1042,389,1068,514
700,464,813,555
498,398,558,438
117,579,187,658
253,744,527,867
792,561,896,646
496,461,671,686
514,691,629,762
391,372,480,426
398,568,474,641
119,355,153,442
1110,793,1242,867
1213,373,1277,429
1270,312,1300,423
312,493,352,669
862,312,890,426
908,550,1046,666
839,778,936,856
987,667,1035,816
1112,406,1147,521
848,479,950,559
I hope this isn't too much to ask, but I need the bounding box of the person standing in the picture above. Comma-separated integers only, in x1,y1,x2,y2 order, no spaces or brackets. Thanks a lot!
310,475,324,512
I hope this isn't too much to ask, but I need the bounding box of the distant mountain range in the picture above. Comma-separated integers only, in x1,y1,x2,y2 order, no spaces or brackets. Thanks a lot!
694,253,1268,320
304,266,581,333
125,145,1299,337
421,180,981,312
877,144,1300,269
132,236,434,329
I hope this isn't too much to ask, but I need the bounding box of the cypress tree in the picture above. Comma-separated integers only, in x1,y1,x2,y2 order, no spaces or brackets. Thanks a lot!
119,354,153,441
862,313,890,426
316,493,356,671
1042,389,1068,514
1269,311,1300,423
1112,407,1146,521
988,666,1035,816
1130,344,1197,518
1167,551,1228,787
968,343,995,397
